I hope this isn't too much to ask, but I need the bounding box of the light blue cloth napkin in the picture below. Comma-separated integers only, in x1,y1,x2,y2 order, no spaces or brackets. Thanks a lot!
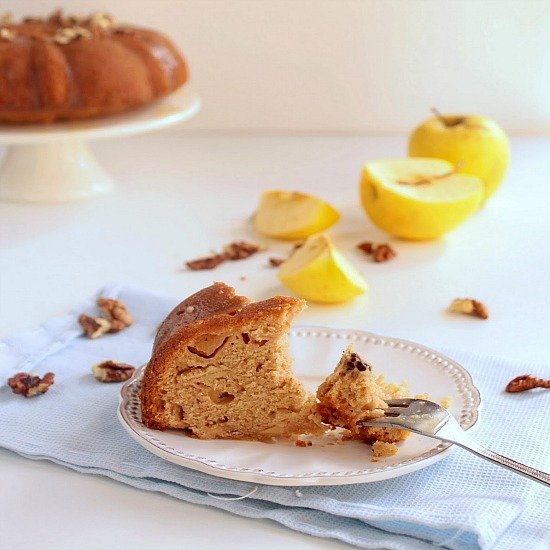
1,284,549,550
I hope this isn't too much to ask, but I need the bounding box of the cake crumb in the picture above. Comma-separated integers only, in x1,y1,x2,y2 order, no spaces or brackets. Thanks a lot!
415,392,429,400
440,396,452,409
372,440,398,458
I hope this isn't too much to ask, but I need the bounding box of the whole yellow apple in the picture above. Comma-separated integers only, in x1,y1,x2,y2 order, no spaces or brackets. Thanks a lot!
408,111,510,201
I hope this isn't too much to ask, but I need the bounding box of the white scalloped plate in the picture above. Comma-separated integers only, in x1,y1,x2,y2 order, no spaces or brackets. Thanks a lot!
118,326,481,486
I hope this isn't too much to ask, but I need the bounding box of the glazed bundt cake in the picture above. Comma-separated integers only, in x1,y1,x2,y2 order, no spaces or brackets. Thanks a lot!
0,11,188,123
316,346,411,444
140,283,318,440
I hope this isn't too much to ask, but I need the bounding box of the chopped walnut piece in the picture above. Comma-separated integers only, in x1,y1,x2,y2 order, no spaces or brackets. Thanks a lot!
7,372,55,397
505,374,550,393
449,298,489,320
89,11,118,30
269,257,285,267
357,241,374,254
97,298,133,332
372,441,398,458
52,25,92,45
357,241,396,262
79,314,111,338
0,27,15,41
373,244,396,263
186,254,226,270
92,360,135,383
223,240,264,260
185,240,265,270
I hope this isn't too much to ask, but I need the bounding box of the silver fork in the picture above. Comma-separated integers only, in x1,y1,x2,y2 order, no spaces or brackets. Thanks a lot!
357,398,550,487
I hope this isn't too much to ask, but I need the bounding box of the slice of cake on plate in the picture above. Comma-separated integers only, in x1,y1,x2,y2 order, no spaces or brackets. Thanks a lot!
316,346,410,451
140,282,318,440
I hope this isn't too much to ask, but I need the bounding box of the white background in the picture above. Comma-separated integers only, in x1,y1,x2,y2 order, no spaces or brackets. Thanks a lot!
7,0,550,134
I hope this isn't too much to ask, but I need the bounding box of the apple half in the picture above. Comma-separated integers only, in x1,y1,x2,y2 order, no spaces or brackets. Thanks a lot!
359,158,483,240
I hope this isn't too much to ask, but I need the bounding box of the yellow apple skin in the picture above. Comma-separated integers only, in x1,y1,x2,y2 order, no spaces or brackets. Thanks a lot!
359,158,483,241
408,115,510,201
254,190,340,240
278,234,368,303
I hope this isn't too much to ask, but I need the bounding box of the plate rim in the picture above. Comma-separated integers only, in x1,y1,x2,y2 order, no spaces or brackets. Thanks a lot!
118,325,481,486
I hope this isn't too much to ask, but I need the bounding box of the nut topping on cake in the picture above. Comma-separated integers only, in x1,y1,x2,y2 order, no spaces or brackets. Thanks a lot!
89,12,118,30
0,27,15,41
52,26,92,44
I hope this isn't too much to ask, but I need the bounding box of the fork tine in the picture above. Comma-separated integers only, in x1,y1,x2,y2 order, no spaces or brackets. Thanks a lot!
384,398,414,407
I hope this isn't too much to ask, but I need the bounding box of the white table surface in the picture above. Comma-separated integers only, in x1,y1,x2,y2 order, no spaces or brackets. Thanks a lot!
0,133,549,549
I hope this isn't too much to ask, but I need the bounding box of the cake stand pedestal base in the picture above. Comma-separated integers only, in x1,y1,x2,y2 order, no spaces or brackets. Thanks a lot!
0,87,201,203
0,141,113,203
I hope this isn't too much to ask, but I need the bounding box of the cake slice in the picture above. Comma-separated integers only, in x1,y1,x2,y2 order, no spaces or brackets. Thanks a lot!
140,282,317,440
316,346,410,444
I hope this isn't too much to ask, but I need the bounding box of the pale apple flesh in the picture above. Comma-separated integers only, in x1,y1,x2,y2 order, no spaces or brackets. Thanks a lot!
359,158,483,240
254,190,339,240
408,114,510,201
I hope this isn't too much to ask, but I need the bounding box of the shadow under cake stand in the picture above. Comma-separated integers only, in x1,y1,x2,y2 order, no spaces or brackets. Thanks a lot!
0,87,201,203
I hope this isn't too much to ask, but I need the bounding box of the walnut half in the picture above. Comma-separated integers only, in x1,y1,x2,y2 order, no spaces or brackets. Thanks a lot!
97,297,133,332
505,374,550,393
79,314,111,338
7,372,55,397
92,360,135,383
449,298,489,320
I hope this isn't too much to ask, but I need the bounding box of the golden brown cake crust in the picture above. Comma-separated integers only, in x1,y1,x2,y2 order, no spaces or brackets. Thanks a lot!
150,282,304,358
0,11,188,123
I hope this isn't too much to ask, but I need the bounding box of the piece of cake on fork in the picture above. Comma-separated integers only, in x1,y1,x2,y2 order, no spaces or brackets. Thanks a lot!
316,345,411,448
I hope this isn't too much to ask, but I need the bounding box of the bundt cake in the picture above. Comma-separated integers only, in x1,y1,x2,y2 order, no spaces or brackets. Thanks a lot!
140,283,318,440
0,11,188,123
316,346,411,444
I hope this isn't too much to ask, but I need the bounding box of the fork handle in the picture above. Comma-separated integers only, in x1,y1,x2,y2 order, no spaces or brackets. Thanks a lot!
449,437,550,487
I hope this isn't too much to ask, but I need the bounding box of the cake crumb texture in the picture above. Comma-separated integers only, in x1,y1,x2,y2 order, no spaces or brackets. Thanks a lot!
141,282,320,440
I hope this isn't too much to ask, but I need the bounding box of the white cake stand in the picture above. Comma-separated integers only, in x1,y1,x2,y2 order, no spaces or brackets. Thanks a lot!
0,87,201,203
